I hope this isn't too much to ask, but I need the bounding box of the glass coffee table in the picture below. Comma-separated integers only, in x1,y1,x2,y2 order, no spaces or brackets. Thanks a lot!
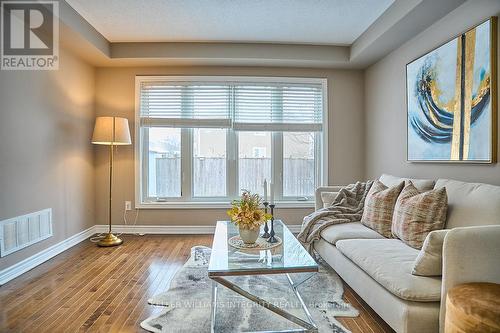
208,220,319,333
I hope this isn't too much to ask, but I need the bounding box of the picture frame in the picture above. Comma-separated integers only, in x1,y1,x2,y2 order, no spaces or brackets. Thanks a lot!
406,17,497,163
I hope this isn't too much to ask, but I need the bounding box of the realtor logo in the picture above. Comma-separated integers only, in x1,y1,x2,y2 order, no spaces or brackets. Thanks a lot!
1,0,59,70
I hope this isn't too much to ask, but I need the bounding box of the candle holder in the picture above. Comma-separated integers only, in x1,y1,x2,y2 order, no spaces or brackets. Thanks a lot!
268,204,278,243
261,201,270,238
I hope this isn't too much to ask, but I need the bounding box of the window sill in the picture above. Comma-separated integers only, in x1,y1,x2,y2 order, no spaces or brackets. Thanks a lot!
135,201,315,210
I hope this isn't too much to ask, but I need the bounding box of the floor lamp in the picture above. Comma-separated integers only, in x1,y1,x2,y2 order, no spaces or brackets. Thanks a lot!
92,116,132,247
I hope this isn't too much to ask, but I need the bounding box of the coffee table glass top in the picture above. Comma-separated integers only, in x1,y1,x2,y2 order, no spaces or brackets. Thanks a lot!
208,220,318,276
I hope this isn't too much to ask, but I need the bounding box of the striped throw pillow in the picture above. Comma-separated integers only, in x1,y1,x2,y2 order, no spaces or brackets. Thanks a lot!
361,180,404,237
392,182,448,249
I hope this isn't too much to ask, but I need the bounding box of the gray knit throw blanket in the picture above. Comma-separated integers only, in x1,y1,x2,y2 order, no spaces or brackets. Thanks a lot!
298,181,374,253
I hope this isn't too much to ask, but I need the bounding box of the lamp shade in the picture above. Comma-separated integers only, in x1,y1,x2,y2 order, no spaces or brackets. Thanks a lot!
92,116,131,145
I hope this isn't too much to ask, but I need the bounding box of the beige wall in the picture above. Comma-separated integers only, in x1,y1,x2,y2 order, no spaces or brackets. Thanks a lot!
95,66,365,226
0,49,96,270
365,0,500,185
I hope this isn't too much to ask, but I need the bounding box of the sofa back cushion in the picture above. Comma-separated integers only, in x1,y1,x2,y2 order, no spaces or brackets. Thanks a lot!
361,180,404,238
379,174,435,192
435,179,500,229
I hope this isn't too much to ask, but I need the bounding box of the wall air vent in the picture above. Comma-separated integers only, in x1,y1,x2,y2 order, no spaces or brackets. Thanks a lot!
0,208,53,257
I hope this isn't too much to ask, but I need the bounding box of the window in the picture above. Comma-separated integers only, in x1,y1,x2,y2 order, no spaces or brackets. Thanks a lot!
147,128,181,198
239,132,272,196
136,76,327,207
193,128,227,197
283,132,316,198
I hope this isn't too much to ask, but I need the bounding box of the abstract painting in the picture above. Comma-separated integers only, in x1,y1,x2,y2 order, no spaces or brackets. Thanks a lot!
406,17,497,162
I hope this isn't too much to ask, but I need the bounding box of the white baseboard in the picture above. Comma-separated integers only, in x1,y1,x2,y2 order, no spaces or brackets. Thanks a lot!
0,223,303,285
96,224,302,234
0,226,97,286
287,224,302,233
95,224,216,234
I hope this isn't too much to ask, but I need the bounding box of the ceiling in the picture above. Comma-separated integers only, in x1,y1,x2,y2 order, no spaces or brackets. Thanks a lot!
65,0,394,45
59,0,468,68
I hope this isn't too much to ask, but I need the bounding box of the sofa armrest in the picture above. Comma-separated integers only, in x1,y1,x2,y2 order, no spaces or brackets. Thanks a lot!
315,186,345,210
439,225,500,332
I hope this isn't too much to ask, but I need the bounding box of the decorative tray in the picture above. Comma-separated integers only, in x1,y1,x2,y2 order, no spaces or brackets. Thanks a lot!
228,235,282,250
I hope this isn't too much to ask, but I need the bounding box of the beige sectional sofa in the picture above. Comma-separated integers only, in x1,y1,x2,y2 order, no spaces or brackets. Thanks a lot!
314,174,500,333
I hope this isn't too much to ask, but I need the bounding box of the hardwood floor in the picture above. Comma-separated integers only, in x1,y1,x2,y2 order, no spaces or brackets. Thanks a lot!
0,235,394,333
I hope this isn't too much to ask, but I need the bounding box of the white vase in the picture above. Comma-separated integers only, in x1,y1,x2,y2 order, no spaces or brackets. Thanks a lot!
239,227,260,244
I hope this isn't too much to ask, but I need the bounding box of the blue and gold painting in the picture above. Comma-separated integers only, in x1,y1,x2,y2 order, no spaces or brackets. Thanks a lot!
406,18,496,162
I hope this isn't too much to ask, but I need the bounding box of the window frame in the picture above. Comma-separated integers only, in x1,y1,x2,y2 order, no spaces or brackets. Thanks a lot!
135,76,328,209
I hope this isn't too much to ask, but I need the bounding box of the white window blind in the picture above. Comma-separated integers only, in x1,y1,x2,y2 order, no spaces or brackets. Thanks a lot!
233,82,323,131
139,79,324,131
140,81,232,128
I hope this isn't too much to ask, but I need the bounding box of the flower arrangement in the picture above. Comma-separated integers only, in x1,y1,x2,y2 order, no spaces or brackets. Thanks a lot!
227,190,272,230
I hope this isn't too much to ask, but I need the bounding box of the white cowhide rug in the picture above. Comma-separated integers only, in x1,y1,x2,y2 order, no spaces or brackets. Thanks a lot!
141,246,358,333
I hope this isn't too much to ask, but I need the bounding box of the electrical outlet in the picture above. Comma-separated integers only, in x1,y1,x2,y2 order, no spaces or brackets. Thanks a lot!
125,201,132,211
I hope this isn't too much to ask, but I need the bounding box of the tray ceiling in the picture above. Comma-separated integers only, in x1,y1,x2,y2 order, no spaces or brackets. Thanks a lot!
66,0,394,45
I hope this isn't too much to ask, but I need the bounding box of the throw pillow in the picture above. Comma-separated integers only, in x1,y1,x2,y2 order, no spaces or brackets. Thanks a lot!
412,229,449,276
392,182,448,249
361,180,404,237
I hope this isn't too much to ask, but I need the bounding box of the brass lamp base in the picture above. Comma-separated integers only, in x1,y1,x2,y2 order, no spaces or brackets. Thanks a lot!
97,233,123,247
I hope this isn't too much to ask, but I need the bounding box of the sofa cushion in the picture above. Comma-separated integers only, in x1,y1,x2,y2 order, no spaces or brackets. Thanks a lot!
336,239,442,302
320,222,384,244
380,174,435,192
412,230,449,276
392,182,448,249
435,179,500,229
361,180,404,237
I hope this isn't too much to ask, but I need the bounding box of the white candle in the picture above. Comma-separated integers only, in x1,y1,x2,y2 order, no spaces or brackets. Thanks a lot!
263,179,268,202
270,183,275,205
